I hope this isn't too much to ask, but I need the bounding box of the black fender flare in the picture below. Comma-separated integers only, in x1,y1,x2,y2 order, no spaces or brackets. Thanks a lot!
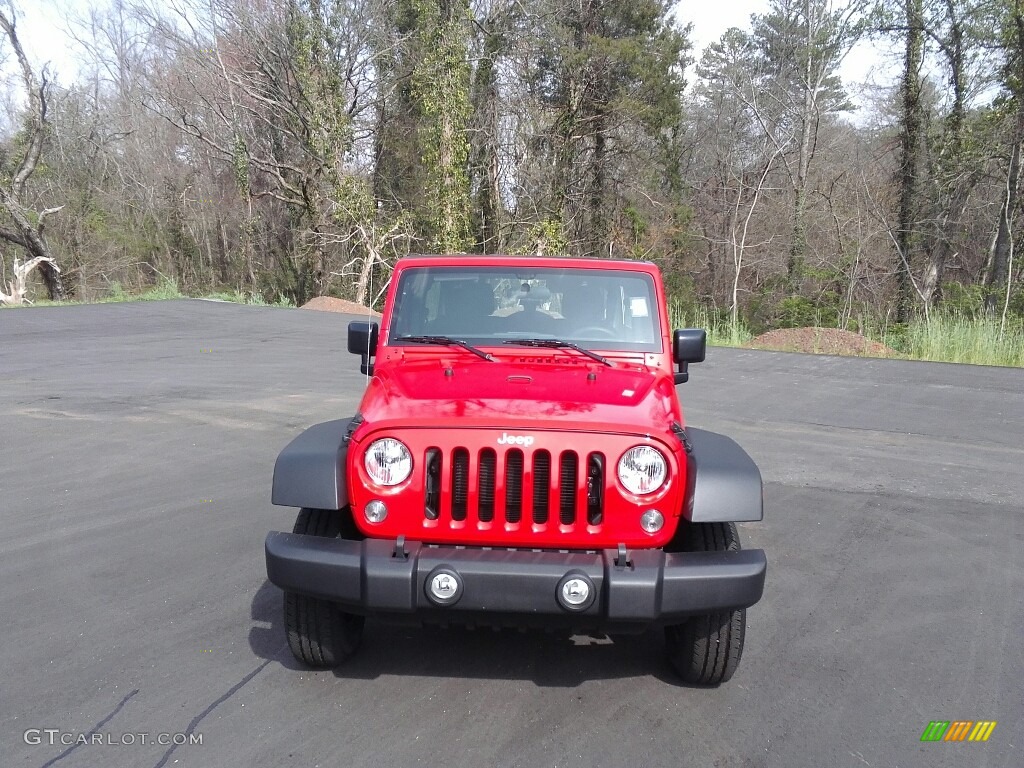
684,428,763,523
271,418,355,510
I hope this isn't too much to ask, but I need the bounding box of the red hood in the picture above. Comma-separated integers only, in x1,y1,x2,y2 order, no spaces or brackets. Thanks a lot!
357,355,682,436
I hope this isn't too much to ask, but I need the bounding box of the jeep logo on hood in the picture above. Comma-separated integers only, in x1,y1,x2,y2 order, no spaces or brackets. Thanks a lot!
497,432,535,447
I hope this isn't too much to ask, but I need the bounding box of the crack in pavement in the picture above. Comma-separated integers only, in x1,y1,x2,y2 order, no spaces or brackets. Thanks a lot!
39,689,139,768
151,660,271,768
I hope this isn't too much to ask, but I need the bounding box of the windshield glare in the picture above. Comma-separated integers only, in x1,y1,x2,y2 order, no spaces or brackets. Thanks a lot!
389,266,661,352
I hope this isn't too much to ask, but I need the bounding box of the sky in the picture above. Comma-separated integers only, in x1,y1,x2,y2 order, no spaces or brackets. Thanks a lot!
680,1,768,51
17,1,84,82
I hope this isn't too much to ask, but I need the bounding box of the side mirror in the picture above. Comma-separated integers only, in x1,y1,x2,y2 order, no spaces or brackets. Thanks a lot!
348,321,379,375
672,328,706,385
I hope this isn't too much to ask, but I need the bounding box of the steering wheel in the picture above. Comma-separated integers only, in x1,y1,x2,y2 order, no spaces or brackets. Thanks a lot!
572,325,617,339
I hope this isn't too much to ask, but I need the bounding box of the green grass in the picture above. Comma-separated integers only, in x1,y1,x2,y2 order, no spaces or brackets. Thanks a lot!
668,299,753,347
881,312,1024,368
2,278,294,309
138,277,185,301
202,290,294,307
669,297,1022,368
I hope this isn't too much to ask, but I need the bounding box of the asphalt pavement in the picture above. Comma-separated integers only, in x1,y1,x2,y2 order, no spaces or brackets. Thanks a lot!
1,300,1021,768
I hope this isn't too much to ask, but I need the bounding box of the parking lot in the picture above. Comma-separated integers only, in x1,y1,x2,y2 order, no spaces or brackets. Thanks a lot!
2,300,1021,767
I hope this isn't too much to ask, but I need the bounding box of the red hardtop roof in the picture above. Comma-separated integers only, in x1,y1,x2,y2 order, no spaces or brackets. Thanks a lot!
396,254,658,272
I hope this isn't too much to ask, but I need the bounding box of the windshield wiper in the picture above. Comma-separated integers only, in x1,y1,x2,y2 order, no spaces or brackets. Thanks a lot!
503,338,612,367
398,335,496,362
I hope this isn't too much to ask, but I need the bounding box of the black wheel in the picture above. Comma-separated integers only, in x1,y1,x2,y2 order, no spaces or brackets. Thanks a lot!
283,508,364,668
664,521,746,685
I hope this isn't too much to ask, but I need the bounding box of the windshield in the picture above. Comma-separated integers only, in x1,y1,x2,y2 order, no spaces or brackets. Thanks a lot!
388,266,662,352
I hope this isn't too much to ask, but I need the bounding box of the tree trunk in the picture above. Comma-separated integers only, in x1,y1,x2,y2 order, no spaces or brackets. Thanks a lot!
895,0,925,323
588,112,608,258
0,189,65,299
354,246,375,307
921,0,968,310
922,189,969,310
985,131,1020,313
788,0,816,289
469,19,503,254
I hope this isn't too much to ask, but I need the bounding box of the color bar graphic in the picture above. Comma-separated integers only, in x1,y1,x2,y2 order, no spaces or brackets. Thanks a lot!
968,722,997,742
921,720,996,743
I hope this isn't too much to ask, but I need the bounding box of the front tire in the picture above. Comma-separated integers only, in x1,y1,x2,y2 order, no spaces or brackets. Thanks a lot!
283,508,364,668
664,521,746,685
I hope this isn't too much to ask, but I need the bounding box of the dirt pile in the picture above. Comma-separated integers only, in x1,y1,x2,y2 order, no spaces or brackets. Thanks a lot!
300,296,381,317
749,327,896,358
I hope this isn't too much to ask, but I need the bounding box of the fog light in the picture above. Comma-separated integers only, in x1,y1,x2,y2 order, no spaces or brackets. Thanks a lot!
562,579,590,605
640,509,664,533
364,500,388,524
556,572,596,611
425,568,462,606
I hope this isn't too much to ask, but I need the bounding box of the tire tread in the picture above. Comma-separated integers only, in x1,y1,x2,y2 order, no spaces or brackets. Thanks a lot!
665,521,746,685
282,508,363,668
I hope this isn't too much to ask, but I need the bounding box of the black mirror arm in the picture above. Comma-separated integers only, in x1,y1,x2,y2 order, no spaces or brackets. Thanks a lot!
674,362,689,385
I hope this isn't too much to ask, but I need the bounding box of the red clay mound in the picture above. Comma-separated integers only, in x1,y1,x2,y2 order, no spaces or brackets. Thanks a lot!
749,327,896,358
300,296,381,317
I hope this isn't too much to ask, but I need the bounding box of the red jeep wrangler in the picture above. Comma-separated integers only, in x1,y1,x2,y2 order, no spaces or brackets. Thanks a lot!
265,255,766,684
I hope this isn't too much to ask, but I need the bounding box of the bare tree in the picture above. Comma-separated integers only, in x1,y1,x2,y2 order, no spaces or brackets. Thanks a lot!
0,4,65,300
136,0,390,303
691,29,788,318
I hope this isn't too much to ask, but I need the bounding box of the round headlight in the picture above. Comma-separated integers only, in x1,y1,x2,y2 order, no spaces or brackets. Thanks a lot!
617,445,667,495
364,438,412,486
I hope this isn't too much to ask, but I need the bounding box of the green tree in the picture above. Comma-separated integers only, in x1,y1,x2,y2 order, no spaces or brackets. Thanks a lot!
530,0,688,258
748,0,869,290
143,0,377,303
984,0,1024,315
413,0,472,252
373,0,472,253
918,0,989,310
894,0,926,322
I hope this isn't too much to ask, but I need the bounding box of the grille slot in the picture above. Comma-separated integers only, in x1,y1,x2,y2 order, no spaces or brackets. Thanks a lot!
505,449,524,523
424,448,442,520
451,448,469,521
586,452,604,525
478,449,496,522
532,450,551,524
559,452,578,525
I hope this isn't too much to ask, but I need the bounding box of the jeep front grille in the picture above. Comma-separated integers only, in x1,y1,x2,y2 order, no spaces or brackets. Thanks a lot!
422,447,605,532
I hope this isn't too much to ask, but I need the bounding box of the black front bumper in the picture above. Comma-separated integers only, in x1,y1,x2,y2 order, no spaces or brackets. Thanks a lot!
265,533,766,630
